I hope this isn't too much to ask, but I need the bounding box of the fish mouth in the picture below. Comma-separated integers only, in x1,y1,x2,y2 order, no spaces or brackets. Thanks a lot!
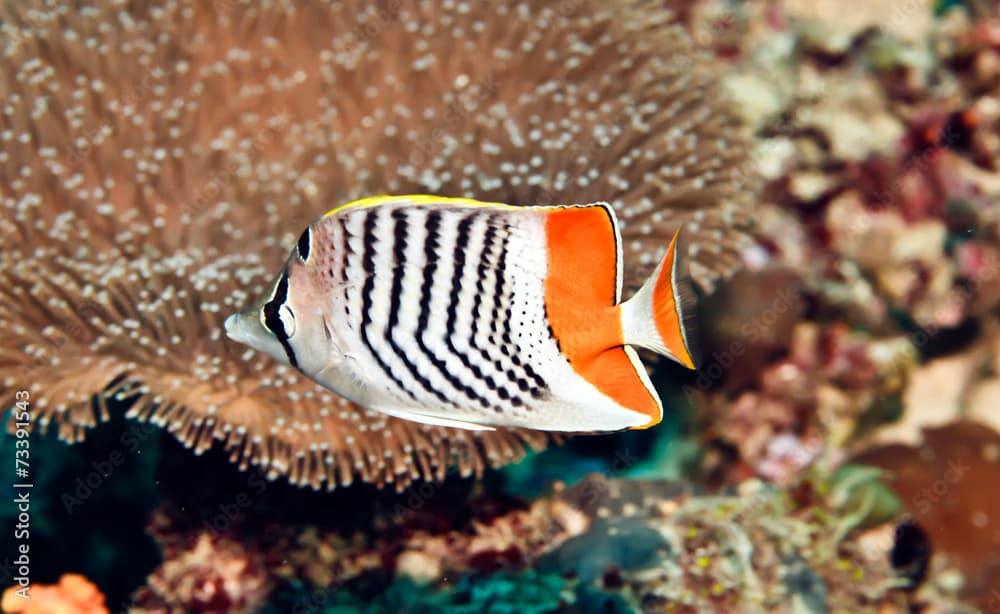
224,313,244,342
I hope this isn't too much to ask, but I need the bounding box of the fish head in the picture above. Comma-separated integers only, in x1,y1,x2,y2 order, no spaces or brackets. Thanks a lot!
225,224,343,375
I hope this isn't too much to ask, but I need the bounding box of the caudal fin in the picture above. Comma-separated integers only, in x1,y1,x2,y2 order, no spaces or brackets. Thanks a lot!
620,226,700,369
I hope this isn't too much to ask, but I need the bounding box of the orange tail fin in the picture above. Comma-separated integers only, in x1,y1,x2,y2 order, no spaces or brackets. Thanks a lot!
620,226,700,369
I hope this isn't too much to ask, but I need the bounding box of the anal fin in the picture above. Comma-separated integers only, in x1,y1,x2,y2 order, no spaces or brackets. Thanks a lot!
583,346,663,430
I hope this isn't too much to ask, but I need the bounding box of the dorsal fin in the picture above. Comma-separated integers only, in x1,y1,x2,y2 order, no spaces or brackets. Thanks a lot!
543,203,623,306
323,194,516,218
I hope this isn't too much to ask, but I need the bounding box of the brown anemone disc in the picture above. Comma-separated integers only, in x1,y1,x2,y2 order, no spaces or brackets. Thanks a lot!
0,0,757,490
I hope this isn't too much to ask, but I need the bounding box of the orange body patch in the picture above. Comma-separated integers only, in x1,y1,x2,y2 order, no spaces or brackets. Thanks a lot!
543,206,660,425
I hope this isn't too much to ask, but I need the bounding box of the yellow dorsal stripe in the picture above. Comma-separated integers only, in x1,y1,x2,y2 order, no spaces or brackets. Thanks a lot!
323,194,518,218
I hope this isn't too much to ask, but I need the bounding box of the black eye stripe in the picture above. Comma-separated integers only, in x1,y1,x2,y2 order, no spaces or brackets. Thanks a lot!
262,274,289,339
297,227,311,261
262,273,299,369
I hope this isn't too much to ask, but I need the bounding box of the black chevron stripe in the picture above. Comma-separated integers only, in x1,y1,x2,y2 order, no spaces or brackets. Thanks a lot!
358,208,418,402
414,210,495,410
384,207,451,406
338,216,353,317
466,216,522,404
443,213,514,411
444,214,524,412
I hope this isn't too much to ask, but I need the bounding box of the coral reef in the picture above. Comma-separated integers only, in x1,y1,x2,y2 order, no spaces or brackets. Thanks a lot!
678,0,1000,482
0,0,756,492
674,2,1000,608
1,573,109,614
123,473,976,612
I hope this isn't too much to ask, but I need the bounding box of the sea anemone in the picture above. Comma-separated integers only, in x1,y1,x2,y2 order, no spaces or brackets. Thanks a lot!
0,0,756,490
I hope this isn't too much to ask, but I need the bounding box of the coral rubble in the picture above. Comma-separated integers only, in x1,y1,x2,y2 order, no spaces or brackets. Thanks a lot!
125,473,977,612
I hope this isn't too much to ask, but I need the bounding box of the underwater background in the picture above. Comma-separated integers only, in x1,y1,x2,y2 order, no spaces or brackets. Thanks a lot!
2,0,1000,612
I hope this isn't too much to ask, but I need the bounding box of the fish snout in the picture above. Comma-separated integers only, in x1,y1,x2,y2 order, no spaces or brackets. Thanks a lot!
224,312,247,343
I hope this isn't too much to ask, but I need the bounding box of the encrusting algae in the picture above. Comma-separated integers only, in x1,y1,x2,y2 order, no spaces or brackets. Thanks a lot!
0,1,757,490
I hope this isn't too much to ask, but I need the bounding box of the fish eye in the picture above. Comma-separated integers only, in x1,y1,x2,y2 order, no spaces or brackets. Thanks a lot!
296,227,311,262
278,304,296,337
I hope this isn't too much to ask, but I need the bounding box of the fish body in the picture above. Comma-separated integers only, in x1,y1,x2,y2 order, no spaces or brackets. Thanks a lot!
225,195,699,432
